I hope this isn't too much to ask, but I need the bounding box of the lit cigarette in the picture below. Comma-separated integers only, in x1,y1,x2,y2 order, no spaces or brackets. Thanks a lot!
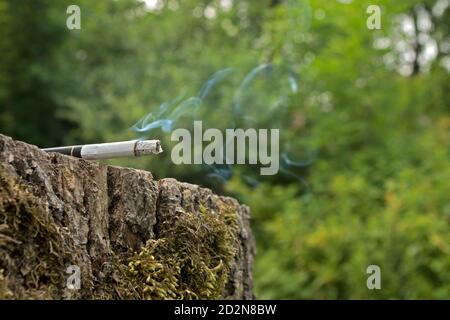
42,140,162,160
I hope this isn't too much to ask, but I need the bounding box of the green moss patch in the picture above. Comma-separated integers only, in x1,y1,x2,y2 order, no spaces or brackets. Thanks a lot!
103,204,239,300
0,167,240,300
0,171,79,299
0,269,13,299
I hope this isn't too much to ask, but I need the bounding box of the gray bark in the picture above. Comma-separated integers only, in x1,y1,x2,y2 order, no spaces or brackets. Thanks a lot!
0,134,254,299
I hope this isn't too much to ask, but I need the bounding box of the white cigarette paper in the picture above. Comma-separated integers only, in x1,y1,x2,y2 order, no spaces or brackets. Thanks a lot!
81,140,162,160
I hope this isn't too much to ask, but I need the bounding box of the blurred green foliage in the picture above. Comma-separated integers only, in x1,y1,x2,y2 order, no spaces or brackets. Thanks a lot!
0,0,449,298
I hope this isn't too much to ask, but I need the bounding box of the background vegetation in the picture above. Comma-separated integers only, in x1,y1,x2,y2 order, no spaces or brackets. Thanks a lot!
0,0,449,298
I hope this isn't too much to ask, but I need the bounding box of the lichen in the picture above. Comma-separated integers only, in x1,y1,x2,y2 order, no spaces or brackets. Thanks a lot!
101,203,239,300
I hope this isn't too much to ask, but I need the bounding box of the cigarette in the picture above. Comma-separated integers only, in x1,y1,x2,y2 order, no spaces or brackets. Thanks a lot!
42,140,162,160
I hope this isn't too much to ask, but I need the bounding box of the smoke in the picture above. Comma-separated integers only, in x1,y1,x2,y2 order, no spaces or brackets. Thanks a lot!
131,64,314,190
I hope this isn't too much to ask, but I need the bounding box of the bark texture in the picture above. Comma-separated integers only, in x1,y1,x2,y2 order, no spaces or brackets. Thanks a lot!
0,134,254,299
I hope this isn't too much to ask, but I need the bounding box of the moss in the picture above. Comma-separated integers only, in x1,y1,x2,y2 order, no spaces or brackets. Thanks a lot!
0,171,75,299
101,203,239,300
1,167,240,300
0,269,13,299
